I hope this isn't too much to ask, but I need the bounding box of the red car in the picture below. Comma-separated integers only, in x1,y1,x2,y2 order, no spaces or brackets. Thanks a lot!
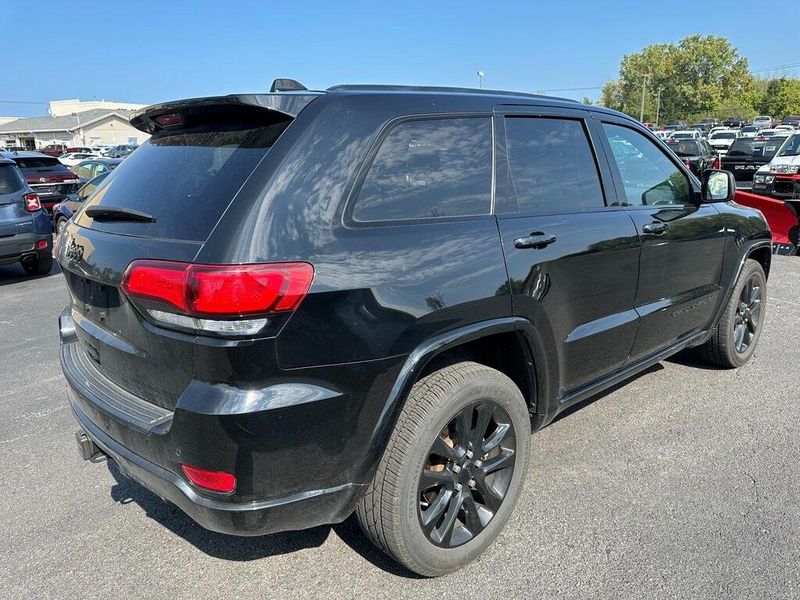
734,189,798,255
39,144,68,157
0,151,80,215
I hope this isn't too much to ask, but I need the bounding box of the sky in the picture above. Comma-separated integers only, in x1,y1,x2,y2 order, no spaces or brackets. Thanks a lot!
4,0,799,117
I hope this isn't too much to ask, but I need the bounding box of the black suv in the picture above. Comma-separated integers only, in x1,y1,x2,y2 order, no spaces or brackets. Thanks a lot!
58,85,771,576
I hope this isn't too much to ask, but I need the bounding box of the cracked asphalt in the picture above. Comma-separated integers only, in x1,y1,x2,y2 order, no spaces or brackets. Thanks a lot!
1,257,798,599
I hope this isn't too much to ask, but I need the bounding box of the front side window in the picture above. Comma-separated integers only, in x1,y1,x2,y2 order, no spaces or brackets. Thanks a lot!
353,117,492,222
602,123,693,207
503,117,604,215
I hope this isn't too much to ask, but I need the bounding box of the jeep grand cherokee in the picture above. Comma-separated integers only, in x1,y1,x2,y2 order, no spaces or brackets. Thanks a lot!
58,84,771,576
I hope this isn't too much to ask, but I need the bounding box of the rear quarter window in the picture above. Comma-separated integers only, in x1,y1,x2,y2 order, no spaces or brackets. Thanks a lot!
352,117,492,222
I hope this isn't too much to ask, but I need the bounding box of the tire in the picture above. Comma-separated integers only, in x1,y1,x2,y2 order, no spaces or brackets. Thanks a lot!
356,361,531,577
56,217,68,235
22,252,53,276
698,258,766,368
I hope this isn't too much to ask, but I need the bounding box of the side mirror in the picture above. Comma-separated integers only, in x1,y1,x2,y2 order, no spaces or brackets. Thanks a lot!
701,169,735,203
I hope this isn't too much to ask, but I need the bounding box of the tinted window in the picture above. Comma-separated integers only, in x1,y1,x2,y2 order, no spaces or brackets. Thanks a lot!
777,133,800,157
72,164,94,179
353,118,491,222
603,123,692,207
81,122,287,241
0,164,24,194
667,140,702,157
504,117,604,214
14,157,62,169
727,139,755,157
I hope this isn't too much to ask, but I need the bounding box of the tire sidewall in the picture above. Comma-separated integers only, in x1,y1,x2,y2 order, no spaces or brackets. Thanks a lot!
724,260,766,366
395,368,531,575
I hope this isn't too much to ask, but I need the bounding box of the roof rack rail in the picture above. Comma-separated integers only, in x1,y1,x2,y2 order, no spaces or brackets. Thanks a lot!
326,84,576,102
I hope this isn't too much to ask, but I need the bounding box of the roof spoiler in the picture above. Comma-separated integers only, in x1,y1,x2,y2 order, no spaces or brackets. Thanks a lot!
130,92,321,134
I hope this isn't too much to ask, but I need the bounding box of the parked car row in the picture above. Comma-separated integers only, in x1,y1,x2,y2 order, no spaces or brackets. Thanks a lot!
33,143,138,159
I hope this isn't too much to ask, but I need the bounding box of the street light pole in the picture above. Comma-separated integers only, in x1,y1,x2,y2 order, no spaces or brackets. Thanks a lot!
639,74,649,123
477,70,484,89
655,88,662,126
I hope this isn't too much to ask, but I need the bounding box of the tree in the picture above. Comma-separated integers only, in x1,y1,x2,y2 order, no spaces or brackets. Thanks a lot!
760,78,800,117
600,35,754,123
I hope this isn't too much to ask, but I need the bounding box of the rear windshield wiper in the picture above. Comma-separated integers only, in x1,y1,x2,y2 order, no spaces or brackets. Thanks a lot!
85,206,156,223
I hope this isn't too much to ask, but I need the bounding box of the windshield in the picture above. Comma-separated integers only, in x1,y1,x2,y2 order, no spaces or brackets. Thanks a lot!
741,126,757,133
668,141,701,157
711,132,736,140
671,132,695,140
776,134,800,157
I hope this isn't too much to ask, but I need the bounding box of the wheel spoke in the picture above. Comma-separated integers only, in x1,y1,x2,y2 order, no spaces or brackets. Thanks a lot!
473,473,503,513
421,488,452,529
479,447,515,475
430,436,457,461
749,301,761,323
482,423,512,455
452,407,471,450
734,322,746,352
420,469,454,490
462,493,485,537
433,489,465,545
750,285,761,306
470,403,493,450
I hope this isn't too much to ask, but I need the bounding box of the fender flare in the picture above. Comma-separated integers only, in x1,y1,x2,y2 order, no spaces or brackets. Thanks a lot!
354,317,554,484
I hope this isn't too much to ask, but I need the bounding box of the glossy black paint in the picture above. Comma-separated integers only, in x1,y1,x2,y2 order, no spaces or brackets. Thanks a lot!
58,87,772,537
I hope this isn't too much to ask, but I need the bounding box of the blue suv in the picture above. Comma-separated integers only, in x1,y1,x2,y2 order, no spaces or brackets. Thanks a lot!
0,158,53,275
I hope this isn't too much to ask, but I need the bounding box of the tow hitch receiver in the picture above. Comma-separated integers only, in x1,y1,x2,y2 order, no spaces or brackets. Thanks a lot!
75,430,108,463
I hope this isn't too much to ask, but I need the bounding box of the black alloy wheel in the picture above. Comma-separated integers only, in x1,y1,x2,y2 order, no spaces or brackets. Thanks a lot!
734,274,762,354
418,401,516,548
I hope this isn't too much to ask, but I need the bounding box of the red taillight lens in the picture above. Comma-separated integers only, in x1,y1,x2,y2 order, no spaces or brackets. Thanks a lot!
711,156,721,169
181,464,236,493
24,193,41,212
154,113,184,127
121,260,314,318
684,159,692,169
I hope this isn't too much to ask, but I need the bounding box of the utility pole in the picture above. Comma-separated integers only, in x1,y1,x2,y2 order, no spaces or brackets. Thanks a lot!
639,74,649,123
477,70,484,89
655,88,662,126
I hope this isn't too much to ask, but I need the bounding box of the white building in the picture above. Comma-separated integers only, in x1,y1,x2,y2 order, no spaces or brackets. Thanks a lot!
48,98,147,117
0,108,150,150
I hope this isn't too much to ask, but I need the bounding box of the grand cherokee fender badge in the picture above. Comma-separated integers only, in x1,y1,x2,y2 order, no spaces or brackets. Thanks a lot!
65,238,84,263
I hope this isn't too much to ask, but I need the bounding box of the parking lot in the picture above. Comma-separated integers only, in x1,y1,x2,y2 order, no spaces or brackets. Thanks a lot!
0,256,796,598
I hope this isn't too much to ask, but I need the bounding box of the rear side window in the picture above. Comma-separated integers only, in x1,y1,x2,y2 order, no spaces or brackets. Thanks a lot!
352,117,492,222
0,164,24,194
82,122,287,241
503,117,604,215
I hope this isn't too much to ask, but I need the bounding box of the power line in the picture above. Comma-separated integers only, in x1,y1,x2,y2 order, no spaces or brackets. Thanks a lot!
750,61,800,73
0,100,49,105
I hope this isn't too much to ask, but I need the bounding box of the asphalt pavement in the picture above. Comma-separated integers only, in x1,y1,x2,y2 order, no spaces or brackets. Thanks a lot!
1,258,798,599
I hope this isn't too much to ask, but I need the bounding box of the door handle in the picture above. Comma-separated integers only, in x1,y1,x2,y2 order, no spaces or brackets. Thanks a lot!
514,232,557,249
642,222,668,235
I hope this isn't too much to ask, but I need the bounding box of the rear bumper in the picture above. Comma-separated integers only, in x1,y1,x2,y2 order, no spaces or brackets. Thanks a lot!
71,398,361,536
58,308,402,536
0,231,51,266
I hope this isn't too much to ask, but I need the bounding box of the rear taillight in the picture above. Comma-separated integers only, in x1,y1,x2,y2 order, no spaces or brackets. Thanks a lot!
711,156,721,170
120,260,314,336
181,464,236,493
684,159,692,169
24,193,41,212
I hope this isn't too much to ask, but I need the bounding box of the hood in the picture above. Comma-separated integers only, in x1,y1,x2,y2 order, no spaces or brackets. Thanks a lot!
766,154,800,173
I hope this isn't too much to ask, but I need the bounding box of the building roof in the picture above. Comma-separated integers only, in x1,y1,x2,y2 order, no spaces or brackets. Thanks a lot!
0,109,134,134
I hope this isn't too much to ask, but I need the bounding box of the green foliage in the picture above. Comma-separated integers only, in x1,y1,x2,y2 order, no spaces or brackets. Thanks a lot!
601,35,755,122
759,78,800,116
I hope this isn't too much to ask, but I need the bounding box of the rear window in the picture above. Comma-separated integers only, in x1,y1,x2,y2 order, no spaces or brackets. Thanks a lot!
668,140,702,157
79,121,288,241
0,164,24,194
727,139,755,156
711,132,736,140
14,157,62,170
352,117,492,222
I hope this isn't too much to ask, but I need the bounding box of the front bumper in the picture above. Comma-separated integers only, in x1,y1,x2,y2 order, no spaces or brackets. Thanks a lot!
59,308,384,536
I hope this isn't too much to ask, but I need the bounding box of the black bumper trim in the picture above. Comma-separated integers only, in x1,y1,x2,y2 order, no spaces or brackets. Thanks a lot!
72,399,363,536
